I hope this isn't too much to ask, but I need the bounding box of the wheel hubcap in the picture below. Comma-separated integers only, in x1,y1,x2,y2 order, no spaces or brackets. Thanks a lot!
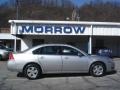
93,65,103,76
27,67,38,78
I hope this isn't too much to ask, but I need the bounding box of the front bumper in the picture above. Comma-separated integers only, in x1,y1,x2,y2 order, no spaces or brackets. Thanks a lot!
107,61,115,72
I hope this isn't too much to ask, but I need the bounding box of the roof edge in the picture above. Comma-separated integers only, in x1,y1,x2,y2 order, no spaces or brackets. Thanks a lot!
8,20,120,26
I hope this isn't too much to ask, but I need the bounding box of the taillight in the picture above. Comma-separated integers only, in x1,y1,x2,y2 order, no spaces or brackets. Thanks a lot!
9,53,14,60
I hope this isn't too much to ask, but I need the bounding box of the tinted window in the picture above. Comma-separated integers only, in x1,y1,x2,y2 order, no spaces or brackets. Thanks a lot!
33,46,60,55
33,48,41,54
61,46,79,56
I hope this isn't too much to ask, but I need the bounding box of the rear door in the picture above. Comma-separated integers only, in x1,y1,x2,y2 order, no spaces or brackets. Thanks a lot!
33,46,62,73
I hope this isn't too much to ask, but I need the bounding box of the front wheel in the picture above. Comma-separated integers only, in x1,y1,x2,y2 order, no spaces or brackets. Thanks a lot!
24,64,41,80
90,62,106,77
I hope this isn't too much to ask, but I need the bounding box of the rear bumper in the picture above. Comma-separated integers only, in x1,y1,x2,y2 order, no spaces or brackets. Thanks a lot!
7,60,17,71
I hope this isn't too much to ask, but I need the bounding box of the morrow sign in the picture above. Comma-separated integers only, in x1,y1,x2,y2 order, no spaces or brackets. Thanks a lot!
17,24,89,35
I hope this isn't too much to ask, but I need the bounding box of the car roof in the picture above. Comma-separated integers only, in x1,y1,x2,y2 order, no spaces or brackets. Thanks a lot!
23,44,73,53
34,44,74,48
27,44,76,52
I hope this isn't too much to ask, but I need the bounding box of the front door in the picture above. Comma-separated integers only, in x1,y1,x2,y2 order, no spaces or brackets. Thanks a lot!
61,46,88,73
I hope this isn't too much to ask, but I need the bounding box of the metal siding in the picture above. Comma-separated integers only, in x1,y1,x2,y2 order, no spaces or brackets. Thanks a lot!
93,26,120,36
10,20,120,36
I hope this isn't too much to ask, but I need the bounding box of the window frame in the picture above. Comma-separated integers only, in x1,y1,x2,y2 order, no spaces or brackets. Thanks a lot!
32,46,61,55
60,46,80,56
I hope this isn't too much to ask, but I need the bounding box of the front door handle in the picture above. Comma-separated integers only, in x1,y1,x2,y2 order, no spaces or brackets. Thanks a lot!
64,57,69,59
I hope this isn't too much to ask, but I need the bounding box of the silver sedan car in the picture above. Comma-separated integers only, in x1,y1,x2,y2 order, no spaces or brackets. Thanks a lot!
7,44,115,80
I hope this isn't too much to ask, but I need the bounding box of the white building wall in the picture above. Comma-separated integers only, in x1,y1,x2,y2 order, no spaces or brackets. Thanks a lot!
0,33,19,40
21,36,32,51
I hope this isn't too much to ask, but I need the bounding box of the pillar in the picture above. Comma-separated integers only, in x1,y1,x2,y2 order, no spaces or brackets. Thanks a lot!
88,36,92,54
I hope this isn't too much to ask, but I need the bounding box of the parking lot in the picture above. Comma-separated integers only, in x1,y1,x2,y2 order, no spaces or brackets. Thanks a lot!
0,59,120,90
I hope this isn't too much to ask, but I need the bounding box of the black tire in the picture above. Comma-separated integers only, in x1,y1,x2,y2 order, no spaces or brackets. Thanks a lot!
90,62,106,77
24,64,41,80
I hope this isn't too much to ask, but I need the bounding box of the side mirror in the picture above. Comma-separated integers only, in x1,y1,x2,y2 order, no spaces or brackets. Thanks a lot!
78,53,83,57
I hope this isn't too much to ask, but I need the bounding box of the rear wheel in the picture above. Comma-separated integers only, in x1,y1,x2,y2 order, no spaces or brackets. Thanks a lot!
24,64,41,80
90,62,106,77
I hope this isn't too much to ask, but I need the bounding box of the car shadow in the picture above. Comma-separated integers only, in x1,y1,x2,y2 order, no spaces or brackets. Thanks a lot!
17,72,90,79
17,72,25,78
17,70,117,79
106,70,117,76
42,73,90,78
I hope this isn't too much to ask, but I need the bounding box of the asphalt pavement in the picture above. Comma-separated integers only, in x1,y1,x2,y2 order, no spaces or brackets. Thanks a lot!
0,59,120,90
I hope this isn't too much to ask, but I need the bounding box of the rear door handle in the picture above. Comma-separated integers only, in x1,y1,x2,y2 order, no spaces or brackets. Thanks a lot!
40,56,44,59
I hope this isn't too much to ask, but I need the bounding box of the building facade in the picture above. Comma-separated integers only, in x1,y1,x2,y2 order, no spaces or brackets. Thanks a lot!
9,20,120,57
